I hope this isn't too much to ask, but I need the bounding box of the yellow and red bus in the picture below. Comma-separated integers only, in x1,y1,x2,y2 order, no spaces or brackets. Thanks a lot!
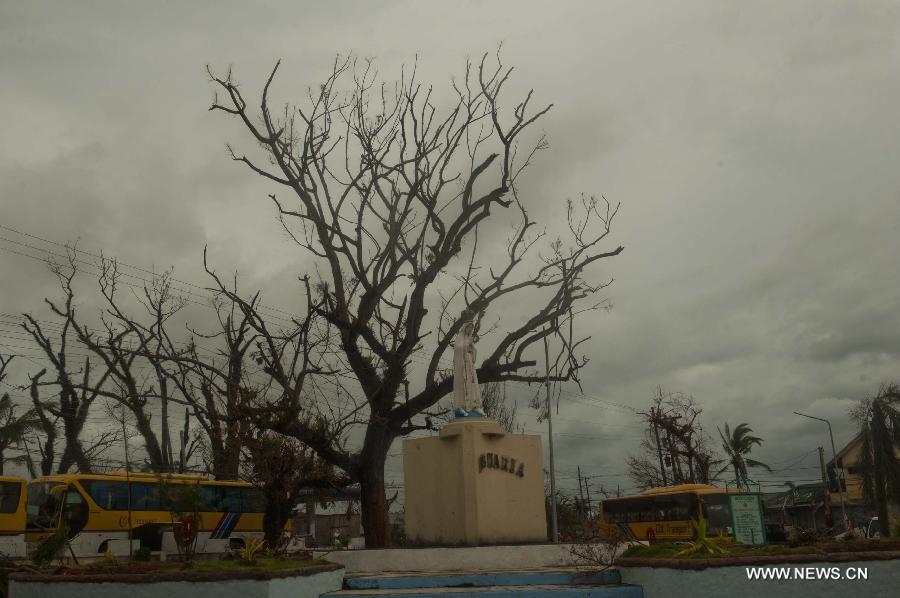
600,484,741,542
25,472,270,557
0,476,27,557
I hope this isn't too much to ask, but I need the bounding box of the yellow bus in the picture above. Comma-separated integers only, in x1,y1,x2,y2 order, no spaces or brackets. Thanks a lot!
600,483,740,542
25,472,269,557
0,476,27,557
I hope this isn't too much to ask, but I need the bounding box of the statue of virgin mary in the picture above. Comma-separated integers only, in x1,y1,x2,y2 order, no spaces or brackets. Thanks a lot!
452,310,484,417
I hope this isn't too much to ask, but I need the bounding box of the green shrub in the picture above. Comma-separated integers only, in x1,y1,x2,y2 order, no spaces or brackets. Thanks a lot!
134,547,153,562
32,525,70,566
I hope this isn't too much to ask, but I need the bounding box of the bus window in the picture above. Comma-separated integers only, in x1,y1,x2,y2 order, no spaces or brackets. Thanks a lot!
159,482,202,512
0,481,21,513
83,480,129,510
130,482,161,511
604,498,647,524
653,496,674,521
200,484,241,512
26,482,63,529
241,488,264,513
201,485,224,511
659,493,696,521
222,487,241,512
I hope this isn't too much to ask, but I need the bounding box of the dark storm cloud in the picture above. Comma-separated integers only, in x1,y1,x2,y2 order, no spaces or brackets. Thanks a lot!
2,0,900,489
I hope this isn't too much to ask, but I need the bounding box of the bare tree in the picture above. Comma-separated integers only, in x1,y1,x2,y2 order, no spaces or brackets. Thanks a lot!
21,258,120,474
481,381,518,433
625,454,665,491
51,255,217,475
63,258,187,472
206,51,623,546
163,289,263,479
19,249,273,478
627,388,720,490
88,261,274,478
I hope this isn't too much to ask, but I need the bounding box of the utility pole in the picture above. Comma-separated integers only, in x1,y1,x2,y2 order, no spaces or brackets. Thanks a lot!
652,407,668,486
794,412,849,530
584,477,593,514
817,446,833,527
544,332,558,543
119,406,133,561
577,466,585,514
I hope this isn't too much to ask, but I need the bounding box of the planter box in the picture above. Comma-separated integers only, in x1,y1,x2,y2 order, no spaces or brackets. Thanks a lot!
9,563,344,598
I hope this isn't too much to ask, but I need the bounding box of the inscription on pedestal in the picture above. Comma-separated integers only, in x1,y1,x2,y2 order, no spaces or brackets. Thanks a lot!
478,452,525,477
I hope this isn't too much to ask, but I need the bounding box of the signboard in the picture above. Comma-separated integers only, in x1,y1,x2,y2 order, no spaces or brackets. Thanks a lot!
729,493,766,545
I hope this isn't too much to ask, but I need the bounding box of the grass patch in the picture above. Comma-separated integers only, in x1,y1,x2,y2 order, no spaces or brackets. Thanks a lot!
622,543,818,560
189,558,330,572
52,557,329,577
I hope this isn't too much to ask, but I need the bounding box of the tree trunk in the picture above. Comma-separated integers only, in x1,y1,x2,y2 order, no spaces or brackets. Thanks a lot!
358,430,392,548
222,432,242,480
874,474,890,538
872,400,891,538
134,409,166,471
262,496,293,550
57,429,91,474
39,434,55,476
207,432,241,480
160,395,173,466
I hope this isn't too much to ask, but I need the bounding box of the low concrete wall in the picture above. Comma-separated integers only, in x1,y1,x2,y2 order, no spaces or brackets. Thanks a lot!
319,544,578,573
620,553,900,598
9,563,344,598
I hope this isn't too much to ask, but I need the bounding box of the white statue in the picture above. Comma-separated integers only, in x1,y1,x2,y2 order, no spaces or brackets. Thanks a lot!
452,311,484,417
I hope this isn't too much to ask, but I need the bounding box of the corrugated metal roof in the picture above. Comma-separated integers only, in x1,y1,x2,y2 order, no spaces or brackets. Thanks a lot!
762,483,825,509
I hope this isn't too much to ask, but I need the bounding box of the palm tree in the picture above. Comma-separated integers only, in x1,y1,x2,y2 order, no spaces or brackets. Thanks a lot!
856,385,900,538
0,353,40,475
717,422,771,489
0,393,40,476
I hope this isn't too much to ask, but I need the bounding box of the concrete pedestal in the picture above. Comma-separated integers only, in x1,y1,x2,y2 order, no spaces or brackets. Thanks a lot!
403,418,547,546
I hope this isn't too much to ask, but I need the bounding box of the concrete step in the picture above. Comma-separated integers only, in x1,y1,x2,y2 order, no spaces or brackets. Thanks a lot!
327,583,642,598
344,568,621,590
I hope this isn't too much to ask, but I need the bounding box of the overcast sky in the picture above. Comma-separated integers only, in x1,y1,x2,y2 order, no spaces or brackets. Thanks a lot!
2,1,900,497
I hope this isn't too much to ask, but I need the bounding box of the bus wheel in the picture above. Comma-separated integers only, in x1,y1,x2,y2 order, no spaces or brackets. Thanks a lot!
646,529,656,543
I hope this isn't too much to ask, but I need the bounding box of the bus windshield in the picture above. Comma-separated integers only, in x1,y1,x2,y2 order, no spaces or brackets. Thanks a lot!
26,482,63,529
701,493,732,536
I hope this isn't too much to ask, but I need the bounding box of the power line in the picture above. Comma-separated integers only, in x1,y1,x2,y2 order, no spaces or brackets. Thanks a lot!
0,223,300,322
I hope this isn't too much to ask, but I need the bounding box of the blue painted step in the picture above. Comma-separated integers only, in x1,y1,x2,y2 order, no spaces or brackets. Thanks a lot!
345,569,622,590
328,584,642,598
